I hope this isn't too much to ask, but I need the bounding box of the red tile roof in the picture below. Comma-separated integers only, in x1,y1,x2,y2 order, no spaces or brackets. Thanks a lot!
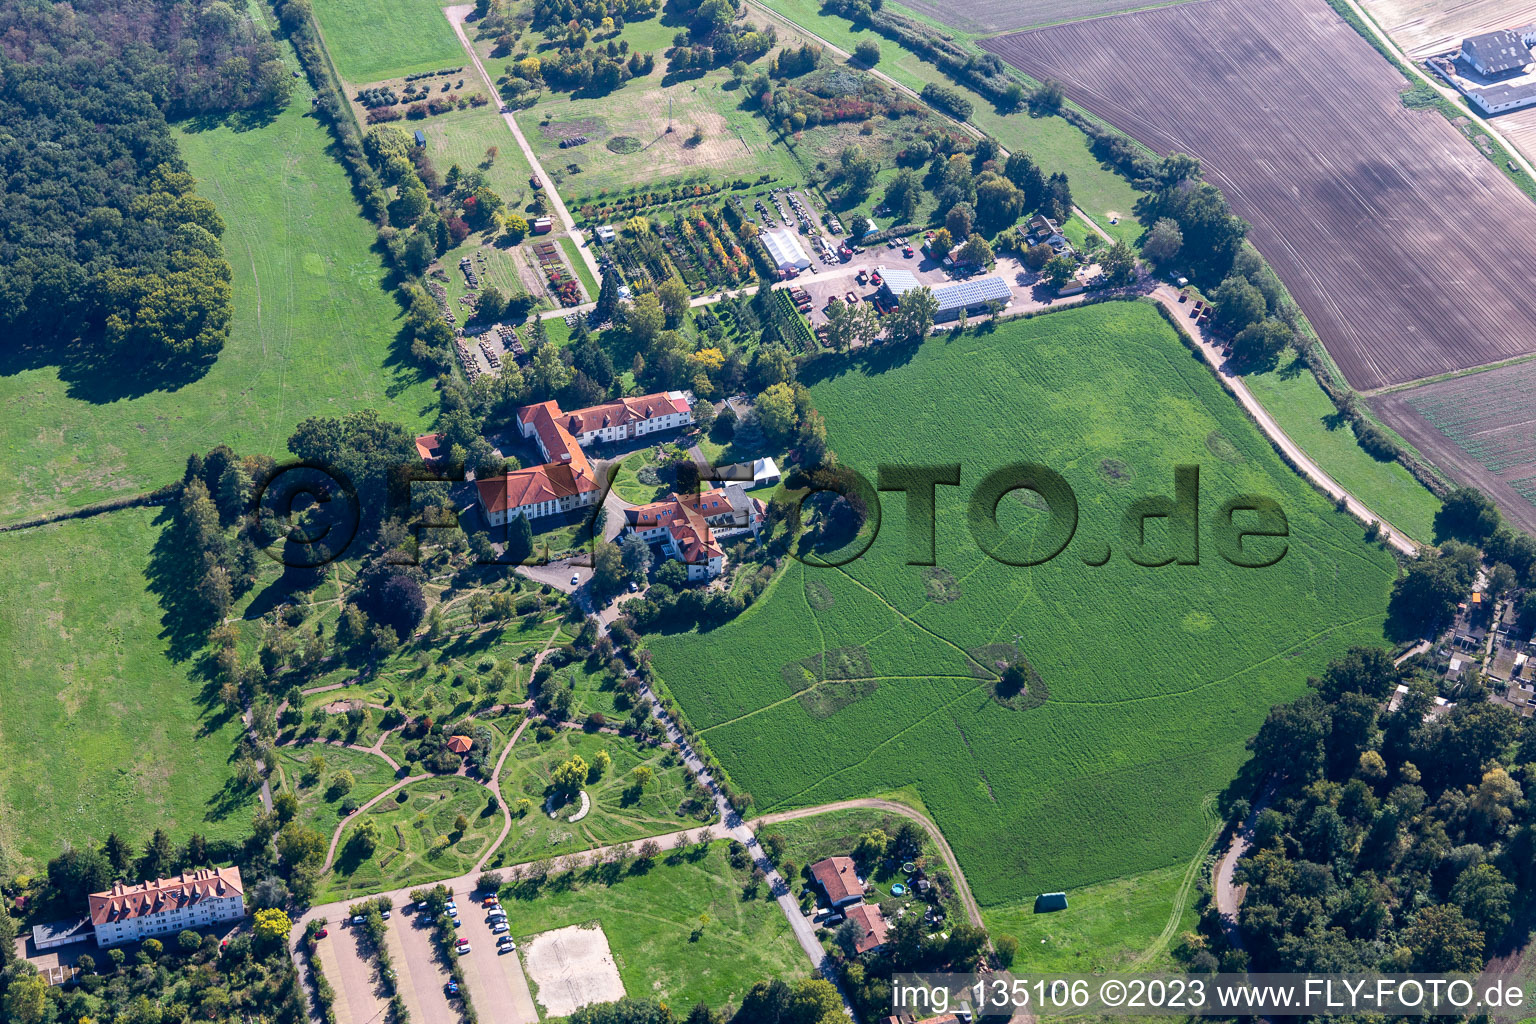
88,868,243,927
446,735,473,754
845,903,889,954
415,433,447,464
476,461,598,514
625,493,724,563
809,856,862,905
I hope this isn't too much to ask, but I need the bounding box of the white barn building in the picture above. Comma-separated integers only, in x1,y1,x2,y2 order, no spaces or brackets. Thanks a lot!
762,227,812,272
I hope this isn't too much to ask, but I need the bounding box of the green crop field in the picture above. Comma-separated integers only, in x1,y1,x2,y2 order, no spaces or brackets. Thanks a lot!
647,301,1396,906
496,842,806,1010
0,509,253,872
492,730,711,864
0,73,434,525
309,0,466,83
1245,355,1441,543
326,776,503,899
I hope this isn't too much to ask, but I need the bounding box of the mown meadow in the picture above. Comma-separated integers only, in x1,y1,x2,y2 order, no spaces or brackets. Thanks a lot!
646,300,1397,908
0,68,434,524
0,509,254,872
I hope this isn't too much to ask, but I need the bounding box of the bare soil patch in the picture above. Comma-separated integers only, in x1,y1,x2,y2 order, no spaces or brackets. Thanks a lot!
981,0,1536,392
1372,360,1536,534
520,924,624,1017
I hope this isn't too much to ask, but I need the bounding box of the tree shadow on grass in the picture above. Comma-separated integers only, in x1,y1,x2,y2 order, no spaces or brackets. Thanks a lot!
145,505,221,664
0,330,220,404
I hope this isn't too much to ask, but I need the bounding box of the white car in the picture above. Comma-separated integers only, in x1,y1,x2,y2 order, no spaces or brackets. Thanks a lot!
455,939,471,953
492,923,509,934
381,910,391,920
351,915,364,925
445,900,457,912
570,573,580,586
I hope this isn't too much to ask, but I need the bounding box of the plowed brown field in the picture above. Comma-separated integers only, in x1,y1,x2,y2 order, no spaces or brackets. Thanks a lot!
981,0,1536,392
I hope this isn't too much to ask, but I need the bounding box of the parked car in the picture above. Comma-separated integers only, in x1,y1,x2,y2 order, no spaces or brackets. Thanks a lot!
493,922,510,934
455,938,471,953
570,573,580,586
445,900,457,912
315,929,328,939
447,980,460,996
351,916,364,925
381,910,390,920
903,246,914,258
628,581,639,592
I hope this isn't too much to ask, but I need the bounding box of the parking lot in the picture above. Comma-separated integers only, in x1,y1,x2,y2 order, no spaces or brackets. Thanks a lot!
453,899,538,1024
311,888,541,1024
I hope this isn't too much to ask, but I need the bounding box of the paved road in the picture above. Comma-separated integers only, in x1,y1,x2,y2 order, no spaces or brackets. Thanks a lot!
385,914,459,1024
1148,283,1419,556
445,5,603,287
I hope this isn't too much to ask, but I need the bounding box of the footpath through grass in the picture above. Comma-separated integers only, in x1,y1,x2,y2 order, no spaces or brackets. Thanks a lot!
0,509,253,872
1244,354,1441,544
498,842,807,1011
0,73,434,524
647,301,1396,906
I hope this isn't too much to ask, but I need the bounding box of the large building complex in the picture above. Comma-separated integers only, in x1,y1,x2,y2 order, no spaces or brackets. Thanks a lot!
88,868,245,947
476,392,693,526
1429,28,1536,114
622,483,764,579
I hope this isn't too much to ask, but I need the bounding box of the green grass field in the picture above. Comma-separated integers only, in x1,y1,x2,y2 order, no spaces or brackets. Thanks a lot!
310,0,467,83
520,64,802,199
1245,355,1441,544
326,776,503,899
0,72,434,525
646,301,1396,907
417,103,538,213
492,729,711,865
983,860,1201,971
0,509,253,872
498,842,806,1011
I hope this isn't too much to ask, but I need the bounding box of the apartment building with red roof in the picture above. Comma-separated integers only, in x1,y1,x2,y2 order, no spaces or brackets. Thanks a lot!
622,483,766,580
88,867,245,947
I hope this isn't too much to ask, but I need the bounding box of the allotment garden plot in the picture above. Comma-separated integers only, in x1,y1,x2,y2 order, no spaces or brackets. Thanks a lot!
1373,360,1536,535
980,0,1536,392
645,301,1397,907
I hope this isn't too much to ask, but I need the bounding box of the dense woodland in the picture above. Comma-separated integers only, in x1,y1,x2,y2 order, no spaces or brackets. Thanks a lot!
0,0,289,373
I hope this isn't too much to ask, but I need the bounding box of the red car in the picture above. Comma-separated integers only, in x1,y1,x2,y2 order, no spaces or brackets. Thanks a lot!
870,271,883,285
902,246,914,258
316,928,329,939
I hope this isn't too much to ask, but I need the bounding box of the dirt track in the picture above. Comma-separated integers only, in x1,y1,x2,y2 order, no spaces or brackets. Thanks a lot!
981,0,1536,392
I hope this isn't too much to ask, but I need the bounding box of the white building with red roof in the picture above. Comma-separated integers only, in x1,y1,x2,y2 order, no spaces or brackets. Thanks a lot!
624,491,728,579
477,392,695,527
88,867,245,947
